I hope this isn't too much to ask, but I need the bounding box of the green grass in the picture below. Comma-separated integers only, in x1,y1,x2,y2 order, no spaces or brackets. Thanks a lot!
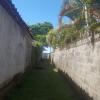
7,60,78,100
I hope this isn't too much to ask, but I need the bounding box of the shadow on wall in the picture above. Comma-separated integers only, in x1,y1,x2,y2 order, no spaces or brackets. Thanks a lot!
31,46,43,67
50,61,93,100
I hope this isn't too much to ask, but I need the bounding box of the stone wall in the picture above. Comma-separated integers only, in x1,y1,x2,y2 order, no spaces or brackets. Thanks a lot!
0,4,32,87
52,39,100,100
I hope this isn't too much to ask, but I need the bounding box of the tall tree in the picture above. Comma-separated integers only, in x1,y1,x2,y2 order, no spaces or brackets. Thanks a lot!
30,22,53,35
30,22,53,47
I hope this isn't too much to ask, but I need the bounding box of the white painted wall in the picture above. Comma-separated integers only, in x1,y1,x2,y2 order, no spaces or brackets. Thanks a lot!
0,4,32,87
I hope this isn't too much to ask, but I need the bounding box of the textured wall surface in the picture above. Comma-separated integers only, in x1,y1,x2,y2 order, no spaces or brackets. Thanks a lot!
0,4,32,87
52,40,100,100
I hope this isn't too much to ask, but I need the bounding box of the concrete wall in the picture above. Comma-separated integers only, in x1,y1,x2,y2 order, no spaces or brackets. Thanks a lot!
52,39,100,100
0,4,32,87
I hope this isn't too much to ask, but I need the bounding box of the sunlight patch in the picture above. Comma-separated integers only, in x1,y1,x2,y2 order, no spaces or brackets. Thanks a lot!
53,68,58,72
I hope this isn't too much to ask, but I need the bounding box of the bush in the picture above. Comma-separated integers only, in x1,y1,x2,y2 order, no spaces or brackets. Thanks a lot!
47,26,80,48
90,22,100,32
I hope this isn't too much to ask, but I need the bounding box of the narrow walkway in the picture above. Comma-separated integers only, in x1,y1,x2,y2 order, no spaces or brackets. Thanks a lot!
6,60,79,100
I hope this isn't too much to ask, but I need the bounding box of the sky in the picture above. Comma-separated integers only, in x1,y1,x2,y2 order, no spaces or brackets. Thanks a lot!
43,47,53,53
12,0,71,28
12,0,61,27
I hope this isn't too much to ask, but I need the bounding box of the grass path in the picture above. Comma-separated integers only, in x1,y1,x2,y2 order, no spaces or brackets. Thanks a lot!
7,60,79,100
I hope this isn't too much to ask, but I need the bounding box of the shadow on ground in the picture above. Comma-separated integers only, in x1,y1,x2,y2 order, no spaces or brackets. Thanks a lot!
4,60,80,100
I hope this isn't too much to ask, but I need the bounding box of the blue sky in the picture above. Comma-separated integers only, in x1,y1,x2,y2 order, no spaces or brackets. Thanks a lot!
12,0,62,27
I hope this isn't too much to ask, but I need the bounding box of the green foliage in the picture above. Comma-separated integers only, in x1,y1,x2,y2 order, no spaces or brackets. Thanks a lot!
81,0,100,4
33,41,43,47
60,26,80,44
46,29,59,48
81,0,94,4
90,22,100,32
47,26,80,48
34,34,46,46
30,22,53,35
30,22,53,47
74,16,85,30
57,0,100,48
